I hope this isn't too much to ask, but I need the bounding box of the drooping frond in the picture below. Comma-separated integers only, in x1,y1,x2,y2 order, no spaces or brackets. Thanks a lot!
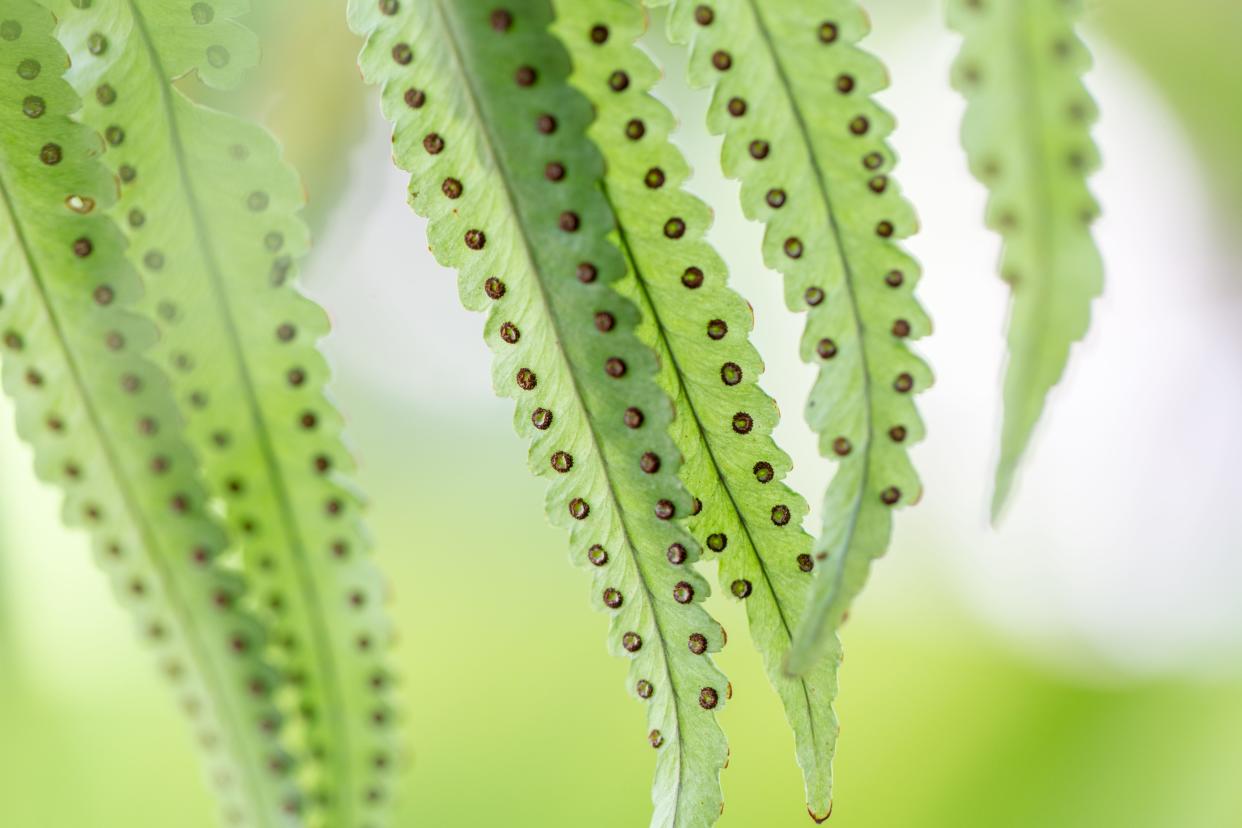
650,0,933,676
553,0,839,819
0,2,296,822
349,1,729,824
948,0,1103,518
50,1,395,821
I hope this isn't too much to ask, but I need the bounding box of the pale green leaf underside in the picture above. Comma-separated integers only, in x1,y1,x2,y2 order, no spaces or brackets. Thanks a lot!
350,1,730,825
651,0,932,675
51,1,396,822
948,0,1103,520
554,0,839,818
0,1,295,823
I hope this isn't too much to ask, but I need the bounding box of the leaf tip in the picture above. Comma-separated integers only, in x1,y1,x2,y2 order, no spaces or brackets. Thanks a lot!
782,642,813,679
809,801,833,823
990,472,1014,526
991,430,1030,525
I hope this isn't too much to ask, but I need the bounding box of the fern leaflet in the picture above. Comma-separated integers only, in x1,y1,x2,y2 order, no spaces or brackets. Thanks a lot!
554,0,840,818
948,0,1103,518
349,1,731,825
50,0,396,821
0,1,296,821
651,0,933,675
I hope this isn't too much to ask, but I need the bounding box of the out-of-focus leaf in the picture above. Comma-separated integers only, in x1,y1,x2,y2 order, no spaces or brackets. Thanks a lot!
51,1,397,822
948,0,1104,517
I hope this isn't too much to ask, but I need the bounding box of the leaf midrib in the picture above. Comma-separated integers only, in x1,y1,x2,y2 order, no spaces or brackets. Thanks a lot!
611,196,823,756
429,0,694,811
124,1,351,816
744,0,873,644
1005,1,1061,385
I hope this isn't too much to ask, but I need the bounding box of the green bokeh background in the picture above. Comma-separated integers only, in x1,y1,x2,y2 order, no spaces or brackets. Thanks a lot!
3,1,1241,825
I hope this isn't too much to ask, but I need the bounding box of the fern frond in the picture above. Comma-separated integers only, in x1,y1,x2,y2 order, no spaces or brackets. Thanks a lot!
948,0,1103,518
349,2,730,824
553,0,840,818
50,1,395,821
0,1,296,821
650,0,933,675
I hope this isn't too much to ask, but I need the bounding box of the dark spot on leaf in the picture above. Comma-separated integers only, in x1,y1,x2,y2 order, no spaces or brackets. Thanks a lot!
588,545,607,566
753,462,774,483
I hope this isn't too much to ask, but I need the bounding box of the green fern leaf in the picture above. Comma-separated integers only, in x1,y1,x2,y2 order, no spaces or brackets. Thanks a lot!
49,1,396,821
349,1,730,824
0,1,297,822
650,0,933,676
948,0,1103,518
553,0,840,818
